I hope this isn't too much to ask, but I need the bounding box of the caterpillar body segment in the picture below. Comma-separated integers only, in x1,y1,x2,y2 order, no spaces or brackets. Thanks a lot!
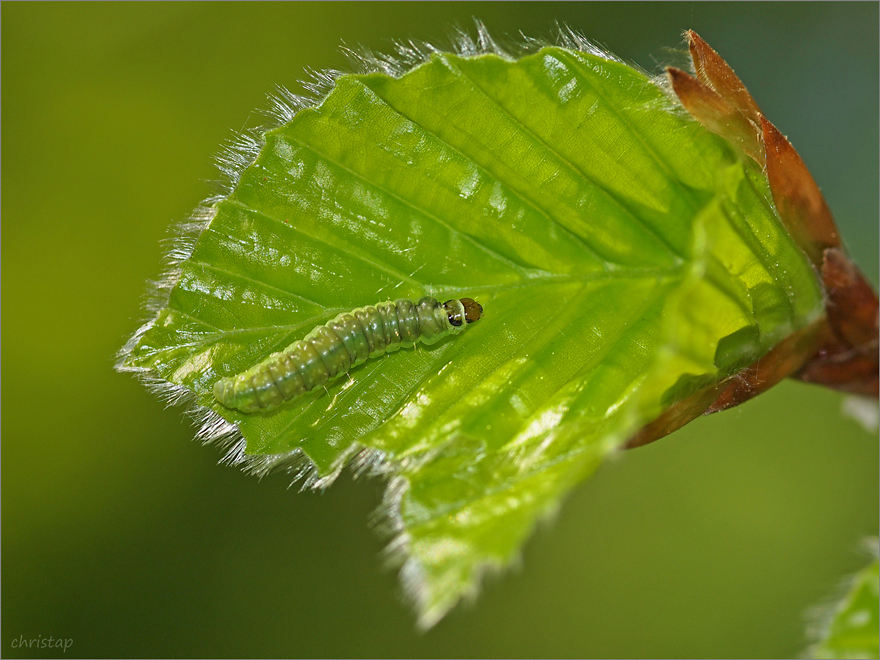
213,296,483,413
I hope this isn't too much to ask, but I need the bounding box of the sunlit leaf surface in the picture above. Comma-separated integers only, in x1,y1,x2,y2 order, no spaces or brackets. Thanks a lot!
120,44,824,625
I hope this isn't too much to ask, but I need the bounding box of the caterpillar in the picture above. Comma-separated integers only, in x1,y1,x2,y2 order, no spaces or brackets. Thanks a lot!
213,296,483,413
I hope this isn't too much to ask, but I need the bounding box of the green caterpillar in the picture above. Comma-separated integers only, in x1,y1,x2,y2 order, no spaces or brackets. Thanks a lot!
213,296,483,413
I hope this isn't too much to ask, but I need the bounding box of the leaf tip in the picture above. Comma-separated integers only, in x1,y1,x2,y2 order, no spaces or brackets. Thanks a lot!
685,30,762,123
667,65,764,165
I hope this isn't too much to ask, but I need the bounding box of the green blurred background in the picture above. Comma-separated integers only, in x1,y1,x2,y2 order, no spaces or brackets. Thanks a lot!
2,3,877,657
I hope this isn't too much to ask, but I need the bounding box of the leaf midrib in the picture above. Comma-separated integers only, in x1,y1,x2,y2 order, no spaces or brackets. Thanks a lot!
175,261,684,340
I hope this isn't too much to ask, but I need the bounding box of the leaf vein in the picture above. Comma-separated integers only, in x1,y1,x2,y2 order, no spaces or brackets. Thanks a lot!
351,77,613,268
222,199,425,291
276,132,533,279
445,55,687,261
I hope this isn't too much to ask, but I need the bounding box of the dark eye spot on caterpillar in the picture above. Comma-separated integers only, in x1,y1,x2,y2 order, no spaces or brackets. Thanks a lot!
213,296,483,413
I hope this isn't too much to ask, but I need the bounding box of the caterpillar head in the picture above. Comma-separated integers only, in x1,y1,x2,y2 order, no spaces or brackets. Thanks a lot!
443,298,483,327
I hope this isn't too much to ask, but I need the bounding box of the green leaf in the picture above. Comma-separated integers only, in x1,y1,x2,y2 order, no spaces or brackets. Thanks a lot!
119,40,824,626
809,540,879,659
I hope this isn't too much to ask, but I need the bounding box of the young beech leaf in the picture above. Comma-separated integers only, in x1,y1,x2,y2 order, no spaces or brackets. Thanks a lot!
808,540,879,659
119,29,837,627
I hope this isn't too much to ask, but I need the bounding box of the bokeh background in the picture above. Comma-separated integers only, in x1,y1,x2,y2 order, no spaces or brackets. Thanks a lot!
3,3,877,658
